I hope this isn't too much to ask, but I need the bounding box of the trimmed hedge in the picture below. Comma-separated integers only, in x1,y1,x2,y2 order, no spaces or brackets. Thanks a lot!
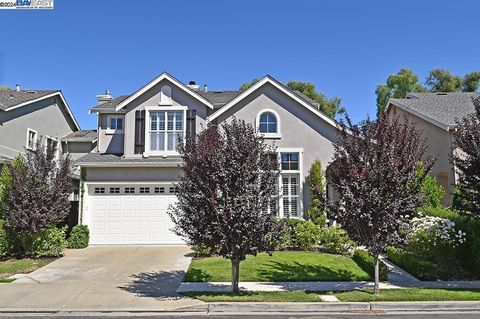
352,249,389,281
32,226,68,257
387,247,441,280
67,225,90,249
0,220,9,257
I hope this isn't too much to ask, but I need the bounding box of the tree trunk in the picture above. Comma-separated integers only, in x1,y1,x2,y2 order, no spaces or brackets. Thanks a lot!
231,258,240,294
374,254,380,295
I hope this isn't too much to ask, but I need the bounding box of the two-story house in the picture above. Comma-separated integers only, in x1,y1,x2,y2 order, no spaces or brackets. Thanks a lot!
0,86,97,223
77,72,338,245
386,92,479,206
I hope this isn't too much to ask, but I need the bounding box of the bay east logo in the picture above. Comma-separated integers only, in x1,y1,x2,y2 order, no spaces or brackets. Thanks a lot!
16,0,53,8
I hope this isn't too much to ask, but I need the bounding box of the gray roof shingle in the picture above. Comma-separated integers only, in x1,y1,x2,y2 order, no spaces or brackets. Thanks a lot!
197,91,239,107
62,130,97,142
89,95,130,112
75,153,183,166
0,89,58,111
390,92,479,128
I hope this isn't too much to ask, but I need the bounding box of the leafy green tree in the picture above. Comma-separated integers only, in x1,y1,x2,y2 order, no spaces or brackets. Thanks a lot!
425,69,463,92
462,72,480,92
239,78,260,92
375,68,427,115
286,81,343,118
306,159,327,225
420,175,445,209
239,79,343,118
0,157,22,219
0,86,10,91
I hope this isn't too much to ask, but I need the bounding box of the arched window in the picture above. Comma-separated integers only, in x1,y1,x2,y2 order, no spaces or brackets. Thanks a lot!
259,112,277,133
160,85,172,105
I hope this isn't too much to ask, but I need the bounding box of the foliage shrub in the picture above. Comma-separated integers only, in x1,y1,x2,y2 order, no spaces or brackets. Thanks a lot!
352,249,389,281
422,206,480,278
192,244,217,257
0,220,10,257
318,226,355,255
295,220,322,250
387,247,442,280
31,226,67,257
67,225,89,249
419,173,445,209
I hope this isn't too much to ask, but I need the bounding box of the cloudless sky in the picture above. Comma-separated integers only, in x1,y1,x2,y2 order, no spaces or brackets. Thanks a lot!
1,0,479,129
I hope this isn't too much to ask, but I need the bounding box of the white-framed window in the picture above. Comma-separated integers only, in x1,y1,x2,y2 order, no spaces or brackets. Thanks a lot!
256,109,281,138
46,136,59,158
26,128,37,150
278,150,303,218
106,115,124,134
148,110,185,154
282,174,300,217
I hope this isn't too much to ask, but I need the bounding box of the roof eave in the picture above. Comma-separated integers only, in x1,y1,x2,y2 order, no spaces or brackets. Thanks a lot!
387,99,450,131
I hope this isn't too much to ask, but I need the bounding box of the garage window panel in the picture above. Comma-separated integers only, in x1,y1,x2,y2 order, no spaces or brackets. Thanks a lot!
154,187,165,194
124,187,135,194
169,186,179,194
109,187,120,194
139,187,150,194
94,187,105,194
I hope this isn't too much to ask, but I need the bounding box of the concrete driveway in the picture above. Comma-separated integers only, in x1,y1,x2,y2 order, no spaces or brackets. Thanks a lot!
0,246,205,312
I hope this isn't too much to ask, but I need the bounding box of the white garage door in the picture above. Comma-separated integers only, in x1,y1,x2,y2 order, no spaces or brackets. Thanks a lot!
86,184,184,245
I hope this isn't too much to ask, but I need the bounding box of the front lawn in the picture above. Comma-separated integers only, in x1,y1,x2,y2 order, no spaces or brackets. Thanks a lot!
335,288,480,302
0,258,52,279
183,291,323,302
184,251,372,282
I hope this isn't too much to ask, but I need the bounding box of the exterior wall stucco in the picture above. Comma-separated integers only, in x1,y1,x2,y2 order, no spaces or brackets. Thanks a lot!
0,96,76,159
98,113,125,154
215,82,338,213
388,105,455,205
84,166,182,182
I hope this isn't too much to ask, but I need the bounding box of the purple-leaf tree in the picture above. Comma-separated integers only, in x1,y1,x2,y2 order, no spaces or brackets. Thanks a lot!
452,97,480,217
168,119,283,294
3,139,72,255
324,112,434,294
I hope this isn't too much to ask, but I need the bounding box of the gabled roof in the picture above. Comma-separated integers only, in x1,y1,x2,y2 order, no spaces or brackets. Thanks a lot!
113,72,214,112
387,92,479,131
0,89,80,130
206,75,338,129
62,130,97,142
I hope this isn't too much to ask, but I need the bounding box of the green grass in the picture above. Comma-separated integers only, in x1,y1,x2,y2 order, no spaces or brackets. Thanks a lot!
335,288,480,302
184,289,480,302
0,258,52,279
184,251,371,282
182,291,324,302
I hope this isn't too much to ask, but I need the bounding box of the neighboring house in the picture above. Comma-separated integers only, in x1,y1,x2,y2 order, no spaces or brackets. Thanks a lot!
0,87,97,221
77,72,338,245
386,92,479,205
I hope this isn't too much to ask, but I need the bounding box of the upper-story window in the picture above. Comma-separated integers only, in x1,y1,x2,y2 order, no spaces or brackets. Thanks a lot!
46,136,58,158
26,128,37,150
160,85,172,105
149,111,184,153
256,110,280,138
107,115,123,134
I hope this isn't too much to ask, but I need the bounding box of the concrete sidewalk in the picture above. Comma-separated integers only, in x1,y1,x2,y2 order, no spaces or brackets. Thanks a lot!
178,280,480,293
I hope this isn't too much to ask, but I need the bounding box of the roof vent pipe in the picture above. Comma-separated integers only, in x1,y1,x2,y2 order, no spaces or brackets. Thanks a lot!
204,84,208,92
15,84,20,92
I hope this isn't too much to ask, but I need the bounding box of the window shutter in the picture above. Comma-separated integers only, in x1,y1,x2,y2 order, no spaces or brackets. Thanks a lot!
186,109,196,139
134,110,145,154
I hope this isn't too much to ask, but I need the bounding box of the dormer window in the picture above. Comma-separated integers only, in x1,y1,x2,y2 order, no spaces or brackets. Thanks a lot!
106,115,124,134
256,109,281,138
160,85,172,105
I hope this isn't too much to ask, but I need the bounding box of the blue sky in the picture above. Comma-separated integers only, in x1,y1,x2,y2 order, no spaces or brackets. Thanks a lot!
1,0,479,129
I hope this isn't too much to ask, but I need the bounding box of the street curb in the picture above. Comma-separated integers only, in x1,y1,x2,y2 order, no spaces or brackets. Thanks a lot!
0,305,208,314
370,301,480,312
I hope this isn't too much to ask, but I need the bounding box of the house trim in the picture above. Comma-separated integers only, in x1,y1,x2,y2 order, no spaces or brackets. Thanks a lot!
26,127,38,150
5,92,80,131
115,72,214,112
207,76,338,130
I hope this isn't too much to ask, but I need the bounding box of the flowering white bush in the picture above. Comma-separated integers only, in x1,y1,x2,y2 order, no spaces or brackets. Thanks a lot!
407,213,467,248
